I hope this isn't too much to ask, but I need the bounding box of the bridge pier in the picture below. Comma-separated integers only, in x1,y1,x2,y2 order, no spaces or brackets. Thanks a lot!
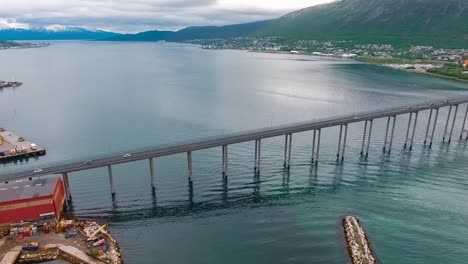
361,120,373,157
254,139,261,174
461,105,468,140
404,112,418,150
283,134,292,169
108,165,115,197
384,116,396,153
222,145,228,177
61,173,71,201
187,151,193,182
311,129,321,163
337,124,348,161
149,158,155,192
443,105,459,144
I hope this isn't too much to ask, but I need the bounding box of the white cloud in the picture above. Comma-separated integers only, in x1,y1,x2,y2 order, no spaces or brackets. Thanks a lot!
0,0,333,33
0,18,30,29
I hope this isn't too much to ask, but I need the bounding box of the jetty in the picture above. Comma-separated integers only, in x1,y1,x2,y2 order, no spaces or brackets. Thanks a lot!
343,216,376,264
0,128,46,162
0,81,22,89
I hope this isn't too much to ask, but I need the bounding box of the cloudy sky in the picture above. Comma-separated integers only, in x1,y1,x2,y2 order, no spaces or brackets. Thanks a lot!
0,0,333,33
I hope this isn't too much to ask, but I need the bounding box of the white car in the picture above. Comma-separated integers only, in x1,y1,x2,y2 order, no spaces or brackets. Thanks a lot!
123,153,132,158
33,168,43,173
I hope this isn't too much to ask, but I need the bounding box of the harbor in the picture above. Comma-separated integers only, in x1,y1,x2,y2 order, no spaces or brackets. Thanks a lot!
0,128,46,162
0,175,123,264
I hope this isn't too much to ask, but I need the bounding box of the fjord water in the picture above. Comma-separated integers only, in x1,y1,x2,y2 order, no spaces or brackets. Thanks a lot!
1,42,468,263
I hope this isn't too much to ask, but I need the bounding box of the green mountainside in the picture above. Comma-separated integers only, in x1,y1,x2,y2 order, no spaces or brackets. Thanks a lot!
107,0,468,48
257,0,468,47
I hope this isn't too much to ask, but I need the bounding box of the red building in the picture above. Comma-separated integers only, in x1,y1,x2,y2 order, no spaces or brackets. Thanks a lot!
0,175,66,225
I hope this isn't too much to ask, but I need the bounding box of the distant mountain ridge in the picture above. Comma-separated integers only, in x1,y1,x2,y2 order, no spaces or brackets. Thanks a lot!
0,26,120,40
107,21,271,42
1,0,466,47
108,0,468,47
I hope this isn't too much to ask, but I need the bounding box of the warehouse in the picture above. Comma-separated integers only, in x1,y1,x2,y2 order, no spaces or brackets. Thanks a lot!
0,175,65,225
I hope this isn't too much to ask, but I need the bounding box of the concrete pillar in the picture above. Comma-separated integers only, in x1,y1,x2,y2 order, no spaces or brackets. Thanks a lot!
409,111,419,150
383,117,391,152
257,139,261,173
337,125,343,160
187,151,193,182
443,105,453,143
287,134,292,169
149,158,155,191
424,109,434,145
222,145,228,177
254,140,258,172
62,173,71,201
448,104,459,144
311,130,316,163
315,129,321,163
341,124,348,161
429,109,439,148
366,120,373,157
460,105,468,140
283,134,289,168
404,112,413,149
108,165,115,196
361,121,368,155
388,116,397,154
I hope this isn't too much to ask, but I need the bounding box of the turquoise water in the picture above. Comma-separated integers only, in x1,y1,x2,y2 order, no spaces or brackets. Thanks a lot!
1,42,468,263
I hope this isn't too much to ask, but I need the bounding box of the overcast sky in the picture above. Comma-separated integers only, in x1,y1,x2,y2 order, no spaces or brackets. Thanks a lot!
0,0,333,33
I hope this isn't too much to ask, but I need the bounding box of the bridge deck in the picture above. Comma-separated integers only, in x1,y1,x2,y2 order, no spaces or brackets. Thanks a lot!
1,97,468,181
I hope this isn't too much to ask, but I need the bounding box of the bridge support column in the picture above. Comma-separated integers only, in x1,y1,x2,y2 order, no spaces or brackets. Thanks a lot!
361,120,373,157
384,116,396,153
254,139,261,174
424,109,434,145
62,173,71,201
448,105,459,144
443,105,455,143
222,145,228,177
461,105,468,141
311,129,321,164
288,134,293,169
187,151,193,182
337,124,348,161
409,111,419,150
108,165,115,197
283,134,292,169
404,112,418,150
149,158,155,192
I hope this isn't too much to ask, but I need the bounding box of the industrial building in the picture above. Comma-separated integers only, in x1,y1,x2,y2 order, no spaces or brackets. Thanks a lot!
0,175,65,225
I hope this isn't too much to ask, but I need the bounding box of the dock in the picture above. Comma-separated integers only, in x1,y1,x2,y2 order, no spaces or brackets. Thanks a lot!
0,129,46,162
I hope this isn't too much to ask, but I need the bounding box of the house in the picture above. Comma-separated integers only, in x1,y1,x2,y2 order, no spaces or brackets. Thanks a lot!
0,175,66,225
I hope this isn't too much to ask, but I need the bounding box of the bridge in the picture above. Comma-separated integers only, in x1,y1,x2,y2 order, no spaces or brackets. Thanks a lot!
1,97,468,200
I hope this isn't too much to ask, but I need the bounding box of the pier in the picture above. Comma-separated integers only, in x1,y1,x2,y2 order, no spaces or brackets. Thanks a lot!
0,129,46,162
1,97,468,199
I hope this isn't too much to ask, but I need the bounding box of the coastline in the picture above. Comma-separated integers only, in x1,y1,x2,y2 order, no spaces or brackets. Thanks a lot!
246,49,468,84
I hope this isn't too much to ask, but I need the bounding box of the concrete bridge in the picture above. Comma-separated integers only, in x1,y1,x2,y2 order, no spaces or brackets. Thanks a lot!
1,97,468,200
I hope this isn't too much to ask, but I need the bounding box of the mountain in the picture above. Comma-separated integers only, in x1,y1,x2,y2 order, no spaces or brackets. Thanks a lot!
108,30,175,41
107,20,272,42
257,0,468,47
106,0,467,48
0,26,120,40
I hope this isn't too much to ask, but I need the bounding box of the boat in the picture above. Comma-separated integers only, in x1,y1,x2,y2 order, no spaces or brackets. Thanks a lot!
22,242,40,251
